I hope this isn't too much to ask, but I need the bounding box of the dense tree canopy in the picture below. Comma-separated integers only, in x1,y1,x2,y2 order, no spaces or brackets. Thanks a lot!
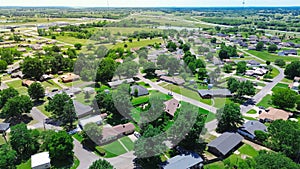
28,82,45,100
0,144,16,169
22,57,45,80
89,159,114,169
217,103,244,133
0,60,8,72
256,42,264,51
236,61,247,74
218,43,237,60
83,122,103,144
45,93,77,129
272,88,297,109
1,95,33,120
284,61,300,79
0,87,18,109
96,57,116,83
268,44,278,53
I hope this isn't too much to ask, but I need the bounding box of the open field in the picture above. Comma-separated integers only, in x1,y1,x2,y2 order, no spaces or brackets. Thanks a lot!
247,50,300,62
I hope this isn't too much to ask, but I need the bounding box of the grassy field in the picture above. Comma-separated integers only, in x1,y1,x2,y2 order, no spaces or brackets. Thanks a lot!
47,35,94,45
17,159,31,169
119,136,134,151
269,67,280,79
87,27,160,35
257,94,272,108
102,140,127,158
159,83,212,105
247,50,300,62
238,144,259,157
132,95,149,106
108,38,163,49
6,79,28,95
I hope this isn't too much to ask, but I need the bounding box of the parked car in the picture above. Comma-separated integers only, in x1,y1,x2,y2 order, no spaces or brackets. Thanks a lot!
134,132,141,138
45,118,62,126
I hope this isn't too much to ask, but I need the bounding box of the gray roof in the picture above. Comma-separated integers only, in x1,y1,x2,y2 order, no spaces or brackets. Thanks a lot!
208,132,243,156
73,100,93,117
160,152,203,169
197,89,232,97
247,60,260,65
79,115,102,128
108,78,134,87
0,123,10,132
130,85,149,96
240,120,267,136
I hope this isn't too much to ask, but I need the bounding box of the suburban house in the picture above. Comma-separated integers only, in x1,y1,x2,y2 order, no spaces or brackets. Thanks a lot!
289,81,299,93
108,78,134,88
159,152,204,169
160,76,185,85
294,76,300,82
11,71,24,78
245,68,268,76
31,152,51,169
73,100,93,118
60,73,80,83
22,79,35,87
238,120,267,140
208,132,243,157
0,123,9,134
164,98,180,117
197,89,232,99
100,122,135,144
79,115,102,129
259,108,293,122
246,60,261,67
155,70,168,77
130,85,149,97
278,49,298,56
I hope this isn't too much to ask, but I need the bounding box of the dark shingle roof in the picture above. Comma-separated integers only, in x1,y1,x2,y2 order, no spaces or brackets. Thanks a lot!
208,132,243,156
73,100,93,117
0,123,10,132
197,89,232,97
130,85,149,96
159,152,203,169
240,120,267,136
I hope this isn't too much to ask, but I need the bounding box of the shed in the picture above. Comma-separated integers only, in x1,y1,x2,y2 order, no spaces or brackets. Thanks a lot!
164,98,179,117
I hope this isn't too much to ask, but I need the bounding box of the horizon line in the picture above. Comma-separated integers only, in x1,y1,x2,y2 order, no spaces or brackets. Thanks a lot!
0,6,300,8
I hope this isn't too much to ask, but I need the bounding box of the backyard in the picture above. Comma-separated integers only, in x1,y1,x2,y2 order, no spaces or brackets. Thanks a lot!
247,50,300,62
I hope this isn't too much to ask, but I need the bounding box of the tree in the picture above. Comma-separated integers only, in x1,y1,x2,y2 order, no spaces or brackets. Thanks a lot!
236,61,247,74
268,44,278,53
272,88,297,109
266,60,271,65
256,42,264,51
0,87,18,109
95,45,108,58
284,61,300,79
95,91,116,113
274,59,286,67
267,120,300,161
223,64,232,73
166,41,177,52
217,103,244,133
28,82,45,100
218,48,228,60
0,60,8,72
96,58,116,83
45,93,77,129
83,123,103,144
166,57,180,75
112,84,132,120
0,144,16,169
10,123,39,160
43,131,74,161
227,78,239,93
74,43,82,50
22,57,45,80
157,55,168,69
254,130,268,142
143,62,156,76
237,80,255,97
1,95,33,120
89,159,114,169
197,68,207,80
210,37,217,43
254,151,300,169
51,45,60,52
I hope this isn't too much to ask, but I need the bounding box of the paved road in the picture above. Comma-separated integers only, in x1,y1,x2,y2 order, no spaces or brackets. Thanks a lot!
238,49,285,114
29,107,63,130
137,74,217,113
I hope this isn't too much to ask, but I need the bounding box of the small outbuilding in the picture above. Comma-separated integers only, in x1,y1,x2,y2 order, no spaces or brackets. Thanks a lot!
31,152,51,169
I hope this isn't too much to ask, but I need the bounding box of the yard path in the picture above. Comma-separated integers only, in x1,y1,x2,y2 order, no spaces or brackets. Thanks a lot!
118,139,129,152
52,78,68,89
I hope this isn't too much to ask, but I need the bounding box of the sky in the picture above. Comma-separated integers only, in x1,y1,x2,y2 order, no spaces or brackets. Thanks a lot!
0,0,299,7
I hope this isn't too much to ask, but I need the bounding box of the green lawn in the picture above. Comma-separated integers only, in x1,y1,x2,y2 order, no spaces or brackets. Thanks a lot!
181,101,216,122
268,67,280,79
247,50,300,62
137,81,151,88
238,144,259,157
102,139,127,158
159,83,212,105
119,136,134,151
131,95,149,106
47,35,94,45
243,116,257,121
0,136,5,145
247,109,257,114
17,159,31,169
204,161,225,169
5,79,28,95
271,83,289,92
41,80,62,91
213,98,232,109
73,133,84,143
257,94,272,108
37,102,52,117
74,92,95,105
281,78,293,84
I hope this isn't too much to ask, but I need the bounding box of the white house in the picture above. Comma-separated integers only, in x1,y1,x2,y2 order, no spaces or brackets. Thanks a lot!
31,152,51,169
